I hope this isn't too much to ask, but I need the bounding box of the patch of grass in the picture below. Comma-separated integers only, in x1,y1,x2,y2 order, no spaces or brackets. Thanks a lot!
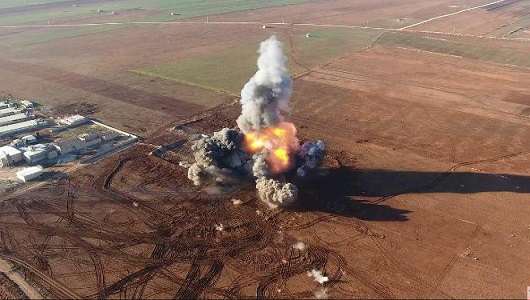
134,44,306,96
377,31,530,68
0,0,70,9
101,0,312,22
0,0,312,26
292,28,383,68
368,17,420,29
0,6,99,26
1,25,127,47
487,15,530,38
57,124,104,139
134,28,382,95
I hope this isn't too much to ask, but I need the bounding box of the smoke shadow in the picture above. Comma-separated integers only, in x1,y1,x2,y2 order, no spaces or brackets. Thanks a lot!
292,166,530,222
343,168,530,196
292,167,411,222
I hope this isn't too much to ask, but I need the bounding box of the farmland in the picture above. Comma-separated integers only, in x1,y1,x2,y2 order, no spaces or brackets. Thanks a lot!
135,28,382,95
1,0,530,299
376,31,530,68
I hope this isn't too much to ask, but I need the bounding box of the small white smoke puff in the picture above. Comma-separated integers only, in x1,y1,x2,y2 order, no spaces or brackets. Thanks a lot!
293,241,307,251
307,269,329,284
314,287,329,299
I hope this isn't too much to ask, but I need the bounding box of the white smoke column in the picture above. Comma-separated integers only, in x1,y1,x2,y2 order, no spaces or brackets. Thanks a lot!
237,35,292,133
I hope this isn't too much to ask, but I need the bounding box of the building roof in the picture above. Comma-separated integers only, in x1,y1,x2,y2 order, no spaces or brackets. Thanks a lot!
61,114,87,124
0,113,30,124
21,100,33,107
78,132,101,141
22,135,36,140
54,136,85,149
0,119,39,136
16,165,43,177
0,107,23,117
24,149,46,158
0,145,22,157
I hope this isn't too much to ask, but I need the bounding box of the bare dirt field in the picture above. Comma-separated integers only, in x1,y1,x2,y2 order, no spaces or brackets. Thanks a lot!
1,0,530,299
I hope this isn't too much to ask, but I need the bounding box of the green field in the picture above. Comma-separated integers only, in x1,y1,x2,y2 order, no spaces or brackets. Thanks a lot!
292,28,382,67
0,0,312,26
0,0,313,47
486,15,530,38
57,124,105,139
103,0,312,22
367,17,419,29
0,0,69,9
377,31,530,68
134,44,305,96
0,25,127,47
134,28,382,95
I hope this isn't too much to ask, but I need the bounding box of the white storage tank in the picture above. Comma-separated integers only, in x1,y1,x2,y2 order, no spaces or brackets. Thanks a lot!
16,165,43,182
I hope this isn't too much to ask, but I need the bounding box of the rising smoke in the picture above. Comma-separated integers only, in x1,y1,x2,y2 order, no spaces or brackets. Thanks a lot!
237,35,292,132
187,36,325,208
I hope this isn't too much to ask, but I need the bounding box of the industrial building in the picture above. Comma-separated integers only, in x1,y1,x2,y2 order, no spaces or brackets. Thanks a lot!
0,119,45,137
0,107,23,118
54,134,101,155
0,145,23,167
22,143,57,164
21,135,37,145
0,113,33,127
58,115,88,127
23,149,47,164
20,100,34,108
16,165,43,182
101,131,120,142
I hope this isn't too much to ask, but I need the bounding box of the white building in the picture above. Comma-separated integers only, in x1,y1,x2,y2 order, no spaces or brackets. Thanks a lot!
16,165,43,182
20,100,34,108
0,107,23,118
0,113,32,127
23,149,47,164
24,143,56,164
0,102,8,110
0,119,44,137
101,131,120,142
54,135,101,155
21,135,37,145
0,146,23,167
58,115,88,127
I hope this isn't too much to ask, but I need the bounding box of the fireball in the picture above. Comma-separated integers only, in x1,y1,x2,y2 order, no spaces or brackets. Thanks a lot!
244,122,299,173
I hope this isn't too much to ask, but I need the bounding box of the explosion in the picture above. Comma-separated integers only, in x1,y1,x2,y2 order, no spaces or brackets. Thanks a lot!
244,121,298,173
187,36,325,208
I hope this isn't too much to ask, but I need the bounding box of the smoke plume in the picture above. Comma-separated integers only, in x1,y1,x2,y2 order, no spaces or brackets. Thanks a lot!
186,36,325,208
237,35,292,133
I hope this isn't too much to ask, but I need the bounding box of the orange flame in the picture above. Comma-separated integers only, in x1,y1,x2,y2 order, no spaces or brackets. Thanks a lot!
244,122,299,173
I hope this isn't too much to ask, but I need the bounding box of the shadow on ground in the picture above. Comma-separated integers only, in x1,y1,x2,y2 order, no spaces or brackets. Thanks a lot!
293,166,530,222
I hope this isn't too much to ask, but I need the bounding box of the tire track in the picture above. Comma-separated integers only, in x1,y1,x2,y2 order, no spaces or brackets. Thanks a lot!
0,254,81,299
